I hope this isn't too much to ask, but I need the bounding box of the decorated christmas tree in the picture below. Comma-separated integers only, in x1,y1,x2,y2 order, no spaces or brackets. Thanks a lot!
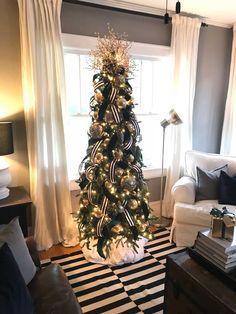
76,29,152,265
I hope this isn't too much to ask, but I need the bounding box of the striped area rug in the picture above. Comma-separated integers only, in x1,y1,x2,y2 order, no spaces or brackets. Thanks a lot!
41,228,185,314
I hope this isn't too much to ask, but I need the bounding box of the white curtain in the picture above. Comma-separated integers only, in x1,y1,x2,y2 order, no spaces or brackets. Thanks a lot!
221,24,236,156
163,15,201,217
17,0,79,250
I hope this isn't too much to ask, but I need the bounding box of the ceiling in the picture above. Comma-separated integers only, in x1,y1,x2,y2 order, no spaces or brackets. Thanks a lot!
118,0,236,27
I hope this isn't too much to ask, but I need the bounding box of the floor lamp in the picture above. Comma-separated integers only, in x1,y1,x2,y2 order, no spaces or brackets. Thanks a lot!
158,109,182,227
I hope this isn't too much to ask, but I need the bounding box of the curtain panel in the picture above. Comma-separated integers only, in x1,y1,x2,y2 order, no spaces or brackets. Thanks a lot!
163,14,201,217
17,0,78,250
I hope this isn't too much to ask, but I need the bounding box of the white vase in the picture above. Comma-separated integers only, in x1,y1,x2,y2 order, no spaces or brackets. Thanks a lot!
0,162,11,199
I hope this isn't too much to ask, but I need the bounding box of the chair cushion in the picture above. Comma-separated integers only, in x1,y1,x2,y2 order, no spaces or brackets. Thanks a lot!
195,165,228,201
28,264,82,314
0,217,37,284
219,171,236,205
0,243,34,314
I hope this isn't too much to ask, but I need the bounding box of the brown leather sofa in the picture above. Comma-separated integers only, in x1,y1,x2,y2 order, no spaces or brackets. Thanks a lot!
26,237,83,314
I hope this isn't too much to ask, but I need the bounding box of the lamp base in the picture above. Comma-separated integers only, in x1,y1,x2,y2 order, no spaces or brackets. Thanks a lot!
0,163,11,200
0,187,10,200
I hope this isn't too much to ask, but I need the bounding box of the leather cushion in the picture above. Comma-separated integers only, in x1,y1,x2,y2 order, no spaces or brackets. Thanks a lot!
0,243,34,314
219,171,236,205
28,264,82,314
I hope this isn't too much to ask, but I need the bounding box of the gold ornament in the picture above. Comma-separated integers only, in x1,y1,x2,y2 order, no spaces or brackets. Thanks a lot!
129,199,138,210
139,224,147,232
116,96,126,109
120,175,137,191
95,91,104,103
127,154,135,163
104,163,110,171
93,152,104,164
89,123,103,139
115,167,124,177
105,111,114,123
105,181,113,189
126,122,135,133
86,169,95,181
82,198,89,206
112,149,123,160
92,206,103,218
112,224,124,234
93,111,99,120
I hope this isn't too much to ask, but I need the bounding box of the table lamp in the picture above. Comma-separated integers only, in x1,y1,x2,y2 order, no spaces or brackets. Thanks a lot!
0,122,14,199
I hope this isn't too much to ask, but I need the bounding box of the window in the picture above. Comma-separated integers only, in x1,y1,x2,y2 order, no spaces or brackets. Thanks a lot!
63,34,171,180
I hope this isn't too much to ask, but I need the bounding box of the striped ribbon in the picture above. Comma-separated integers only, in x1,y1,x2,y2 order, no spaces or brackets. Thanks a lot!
109,86,118,103
87,182,93,203
91,140,103,160
94,79,105,91
85,165,96,180
111,104,121,123
122,201,135,227
124,137,133,150
109,159,117,183
97,196,109,237
130,118,140,136
130,164,142,177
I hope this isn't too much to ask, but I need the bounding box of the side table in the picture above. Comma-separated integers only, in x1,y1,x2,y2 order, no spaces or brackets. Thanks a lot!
164,250,236,314
0,186,31,236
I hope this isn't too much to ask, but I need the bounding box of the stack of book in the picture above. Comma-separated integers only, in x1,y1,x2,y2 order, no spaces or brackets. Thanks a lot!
194,228,236,272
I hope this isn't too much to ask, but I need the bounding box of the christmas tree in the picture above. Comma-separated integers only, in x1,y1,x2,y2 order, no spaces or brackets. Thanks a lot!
76,29,152,265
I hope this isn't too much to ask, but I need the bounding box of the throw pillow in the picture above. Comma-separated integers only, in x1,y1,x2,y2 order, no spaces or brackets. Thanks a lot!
0,217,37,284
219,171,236,205
0,243,34,314
195,164,228,201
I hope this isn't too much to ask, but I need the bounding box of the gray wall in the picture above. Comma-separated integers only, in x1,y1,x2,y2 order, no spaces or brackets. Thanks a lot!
193,26,232,153
61,1,232,201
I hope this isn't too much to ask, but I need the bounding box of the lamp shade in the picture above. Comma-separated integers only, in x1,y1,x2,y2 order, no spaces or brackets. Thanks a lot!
0,122,14,156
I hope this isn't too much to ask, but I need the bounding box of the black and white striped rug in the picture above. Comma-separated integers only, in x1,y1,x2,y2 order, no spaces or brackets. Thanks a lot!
41,228,184,314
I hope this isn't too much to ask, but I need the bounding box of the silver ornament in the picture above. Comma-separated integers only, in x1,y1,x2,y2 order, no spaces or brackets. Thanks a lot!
120,175,137,191
89,123,103,139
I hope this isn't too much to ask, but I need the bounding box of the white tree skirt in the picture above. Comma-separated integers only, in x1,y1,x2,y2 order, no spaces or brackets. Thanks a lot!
81,236,148,265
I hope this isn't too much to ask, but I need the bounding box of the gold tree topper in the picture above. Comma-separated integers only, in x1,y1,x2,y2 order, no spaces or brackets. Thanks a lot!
89,27,135,76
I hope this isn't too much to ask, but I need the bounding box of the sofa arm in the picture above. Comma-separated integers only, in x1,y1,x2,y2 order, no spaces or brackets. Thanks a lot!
171,176,196,204
25,237,41,268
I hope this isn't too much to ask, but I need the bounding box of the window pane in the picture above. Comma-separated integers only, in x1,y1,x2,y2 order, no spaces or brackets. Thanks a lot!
64,50,170,179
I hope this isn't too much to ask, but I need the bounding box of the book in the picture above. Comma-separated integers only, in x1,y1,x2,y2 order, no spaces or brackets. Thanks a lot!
197,228,236,254
194,245,236,271
195,241,236,266
196,237,236,262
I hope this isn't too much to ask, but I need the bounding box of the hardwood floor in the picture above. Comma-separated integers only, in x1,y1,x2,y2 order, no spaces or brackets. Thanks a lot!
39,243,81,260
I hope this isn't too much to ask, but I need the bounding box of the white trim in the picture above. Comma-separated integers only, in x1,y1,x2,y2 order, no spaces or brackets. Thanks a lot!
62,33,171,58
69,0,232,29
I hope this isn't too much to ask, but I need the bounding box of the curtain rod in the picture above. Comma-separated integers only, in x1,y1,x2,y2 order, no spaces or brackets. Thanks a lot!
63,0,208,27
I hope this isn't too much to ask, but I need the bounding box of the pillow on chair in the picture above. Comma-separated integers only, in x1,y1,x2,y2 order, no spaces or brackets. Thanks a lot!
196,164,228,201
219,171,236,205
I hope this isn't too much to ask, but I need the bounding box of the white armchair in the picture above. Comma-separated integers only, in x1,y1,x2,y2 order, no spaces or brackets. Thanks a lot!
170,150,236,247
